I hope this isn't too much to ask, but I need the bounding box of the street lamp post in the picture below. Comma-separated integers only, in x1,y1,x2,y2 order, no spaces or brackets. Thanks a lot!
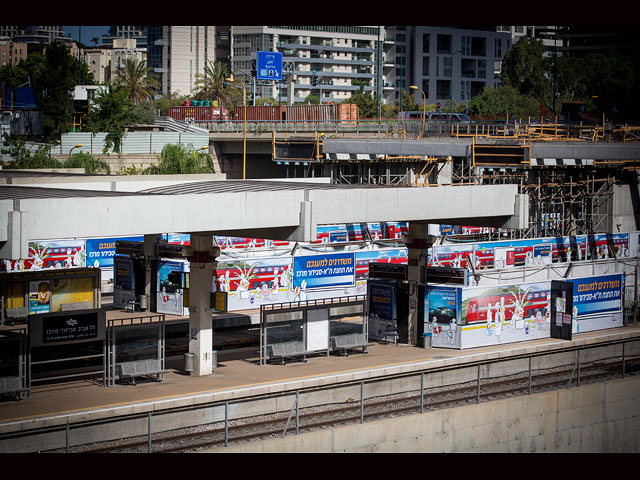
226,77,247,180
68,144,83,161
409,85,426,133
450,50,462,117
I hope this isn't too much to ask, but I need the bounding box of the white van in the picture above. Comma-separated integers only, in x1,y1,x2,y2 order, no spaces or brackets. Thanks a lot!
398,111,471,124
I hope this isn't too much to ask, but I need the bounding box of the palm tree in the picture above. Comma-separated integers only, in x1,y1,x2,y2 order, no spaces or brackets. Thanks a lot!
112,58,158,104
193,61,241,109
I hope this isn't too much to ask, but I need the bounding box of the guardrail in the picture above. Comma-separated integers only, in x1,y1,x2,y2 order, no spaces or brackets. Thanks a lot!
199,119,633,143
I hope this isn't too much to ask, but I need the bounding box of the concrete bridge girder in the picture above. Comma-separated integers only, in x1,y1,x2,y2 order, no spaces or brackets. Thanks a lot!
0,182,526,261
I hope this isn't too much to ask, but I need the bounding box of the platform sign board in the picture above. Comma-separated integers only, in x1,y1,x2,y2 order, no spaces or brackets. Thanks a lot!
293,252,355,290
257,51,283,80
30,309,105,347
568,273,623,316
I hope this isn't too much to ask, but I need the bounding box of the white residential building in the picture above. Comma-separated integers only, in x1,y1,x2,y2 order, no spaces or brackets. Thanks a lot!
146,26,230,97
230,26,383,105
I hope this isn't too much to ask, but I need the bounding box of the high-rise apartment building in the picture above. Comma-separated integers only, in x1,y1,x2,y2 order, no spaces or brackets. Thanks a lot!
0,26,71,44
386,26,511,109
0,37,27,67
147,26,230,97
230,26,383,104
101,26,147,48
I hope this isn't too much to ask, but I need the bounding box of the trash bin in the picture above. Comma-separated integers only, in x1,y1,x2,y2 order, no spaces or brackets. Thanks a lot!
184,353,195,372
138,294,148,310
211,350,218,369
423,332,432,349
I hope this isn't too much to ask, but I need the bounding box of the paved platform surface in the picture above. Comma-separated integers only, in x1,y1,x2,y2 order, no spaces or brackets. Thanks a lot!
1,321,639,432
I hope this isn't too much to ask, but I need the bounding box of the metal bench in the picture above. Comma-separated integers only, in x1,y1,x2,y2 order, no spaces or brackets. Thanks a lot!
0,376,29,400
331,333,371,356
61,301,93,311
117,359,169,385
267,342,308,365
3,307,28,325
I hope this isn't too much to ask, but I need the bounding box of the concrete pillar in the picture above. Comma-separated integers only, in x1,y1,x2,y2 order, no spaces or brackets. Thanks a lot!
405,223,432,346
188,233,219,376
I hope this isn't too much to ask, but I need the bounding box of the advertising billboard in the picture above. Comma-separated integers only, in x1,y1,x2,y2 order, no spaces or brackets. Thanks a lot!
157,260,184,315
368,280,396,341
86,236,143,269
568,273,623,316
425,285,462,348
293,252,355,290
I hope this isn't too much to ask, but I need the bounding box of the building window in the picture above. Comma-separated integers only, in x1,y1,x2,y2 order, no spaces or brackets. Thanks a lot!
436,79,450,99
495,38,502,58
422,34,430,53
422,56,429,76
461,36,471,56
443,56,452,78
437,35,451,54
478,59,486,79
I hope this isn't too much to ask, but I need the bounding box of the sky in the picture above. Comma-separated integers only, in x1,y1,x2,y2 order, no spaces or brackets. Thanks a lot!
62,26,110,45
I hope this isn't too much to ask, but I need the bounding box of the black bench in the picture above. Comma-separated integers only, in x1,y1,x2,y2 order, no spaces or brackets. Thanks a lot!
331,333,371,356
0,376,29,400
267,342,308,365
3,306,27,325
117,359,169,385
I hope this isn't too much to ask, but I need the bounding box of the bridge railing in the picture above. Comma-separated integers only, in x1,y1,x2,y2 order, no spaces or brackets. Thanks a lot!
194,119,635,143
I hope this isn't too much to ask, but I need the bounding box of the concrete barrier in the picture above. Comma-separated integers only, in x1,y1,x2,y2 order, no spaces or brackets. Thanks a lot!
206,375,640,453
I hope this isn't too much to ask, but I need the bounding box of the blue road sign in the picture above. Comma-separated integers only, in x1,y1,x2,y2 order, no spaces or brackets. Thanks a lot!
257,51,283,80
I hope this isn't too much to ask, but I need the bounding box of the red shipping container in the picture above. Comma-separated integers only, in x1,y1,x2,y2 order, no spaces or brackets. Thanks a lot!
168,106,229,122
235,105,285,122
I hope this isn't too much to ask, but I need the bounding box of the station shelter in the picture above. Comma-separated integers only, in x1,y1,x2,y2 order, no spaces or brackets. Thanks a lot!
0,267,103,397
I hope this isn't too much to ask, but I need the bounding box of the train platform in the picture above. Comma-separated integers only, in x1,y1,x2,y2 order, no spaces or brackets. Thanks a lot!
1,317,639,435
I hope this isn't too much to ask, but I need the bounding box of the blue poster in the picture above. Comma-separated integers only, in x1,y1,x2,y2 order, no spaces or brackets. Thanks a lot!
86,236,143,268
569,274,623,316
369,281,396,321
426,286,461,325
293,252,355,289
114,257,134,291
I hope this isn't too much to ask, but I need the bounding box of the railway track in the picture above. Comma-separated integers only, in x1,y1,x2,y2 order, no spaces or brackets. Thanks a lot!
50,356,639,453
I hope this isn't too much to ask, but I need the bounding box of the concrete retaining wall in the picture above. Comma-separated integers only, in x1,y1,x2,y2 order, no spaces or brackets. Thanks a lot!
205,375,640,453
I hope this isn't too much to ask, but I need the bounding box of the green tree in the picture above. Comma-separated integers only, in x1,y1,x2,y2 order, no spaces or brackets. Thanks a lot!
501,37,551,101
1,133,108,173
303,94,320,105
1,133,62,168
193,61,240,110
143,144,215,175
399,88,423,113
112,58,158,104
36,44,78,138
468,85,540,118
154,92,190,116
342,81,377,118
86,86,137,154
585,51,635,120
